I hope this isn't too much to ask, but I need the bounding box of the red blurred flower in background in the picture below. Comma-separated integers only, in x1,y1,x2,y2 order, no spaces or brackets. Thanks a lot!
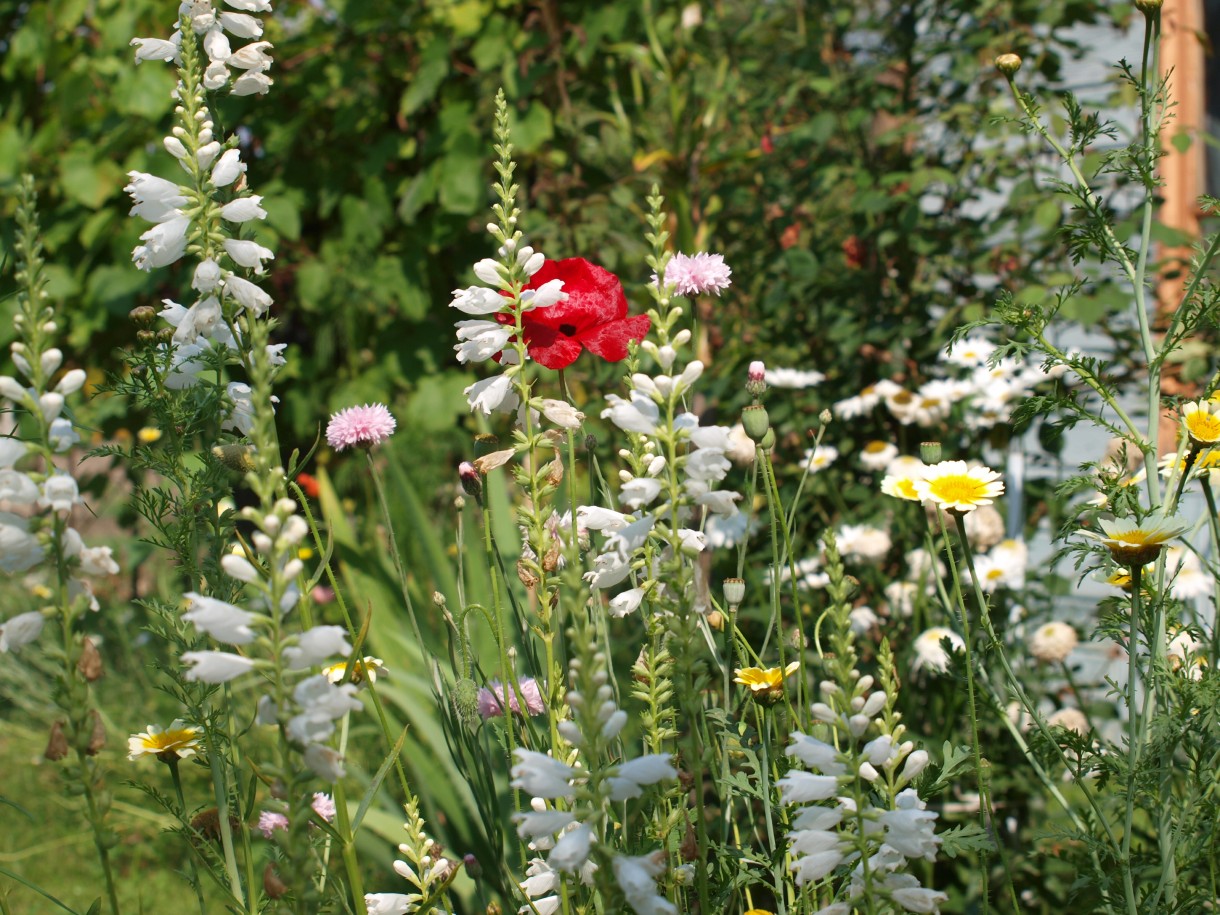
498,257,650,370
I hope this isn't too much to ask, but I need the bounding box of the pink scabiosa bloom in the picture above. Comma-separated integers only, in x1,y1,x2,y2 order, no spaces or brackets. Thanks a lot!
659,252,732,297
258,810,289,838
477,677,546,720
326,403,396,451
311,792,337,822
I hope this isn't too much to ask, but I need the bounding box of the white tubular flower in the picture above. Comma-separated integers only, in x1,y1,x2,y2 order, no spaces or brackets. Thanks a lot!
211,149,246,187
0,438,24,467
787,732,847,775
219,195,267,222
0,513,44,572
510,749,576,800
602,392,660,434
303,743,346,780
125,171,186,222
182,650,256,683
133,214,190,270
39,391,65,420
612,853,676,915
620,478,662,509
221,552,260,583
224,0,272,10
223,238,275,273
130,36,180,63
224,274,273,316
520,278,566,310
220,11,263,38
676,528,707,555
203,60,231,90
0,470,39,504
222,382,257,435
0,611,46,652
576,506,630,533
608,587,645,618
202,27,231,62
364,894,413,915
283,625,352,669
232,70,274,95
878,790,942,860
39,474,80,512
473,258,507,286
615,754,676,786
193,258,222,292
539,398,583,428
547,823,594,872
777,771,840,803
464,373,518,415
513,809,576,839
454,320,511,364
227,41,273,69
183,592,257,644
695,490,741,516
78,545,119,576
449,285,505,314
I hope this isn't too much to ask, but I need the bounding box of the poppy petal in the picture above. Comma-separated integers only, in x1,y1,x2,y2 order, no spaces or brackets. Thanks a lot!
578,314,652,363
525,323,585,369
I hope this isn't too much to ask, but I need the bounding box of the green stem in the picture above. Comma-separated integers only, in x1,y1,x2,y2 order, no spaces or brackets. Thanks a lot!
169,759,208,915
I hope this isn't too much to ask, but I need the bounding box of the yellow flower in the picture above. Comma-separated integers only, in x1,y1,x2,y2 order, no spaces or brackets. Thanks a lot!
128,720,201,763
1181,400,1220,446
322,656,386,686
1083,513,1187,567
913,460,1004,513
734,662,799,705
297,546,314,561
744,910,777,915
880,456,926,501
137,426,163,444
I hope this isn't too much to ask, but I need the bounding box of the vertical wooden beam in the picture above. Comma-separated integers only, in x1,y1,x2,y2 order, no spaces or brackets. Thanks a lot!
1157,0,1205,316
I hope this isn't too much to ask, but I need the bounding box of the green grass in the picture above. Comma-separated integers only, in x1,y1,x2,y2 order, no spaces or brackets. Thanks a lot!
0,721,228,915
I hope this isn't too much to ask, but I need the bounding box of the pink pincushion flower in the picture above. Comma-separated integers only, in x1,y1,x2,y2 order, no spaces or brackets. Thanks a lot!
258,810,288,838
660,252,732,297
477,677,546,720
326,403,396,451
311,792,336,822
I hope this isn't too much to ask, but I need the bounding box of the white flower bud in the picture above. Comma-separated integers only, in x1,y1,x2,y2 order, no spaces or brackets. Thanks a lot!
55,369,87,396
221,553,260,583
40,349,63,376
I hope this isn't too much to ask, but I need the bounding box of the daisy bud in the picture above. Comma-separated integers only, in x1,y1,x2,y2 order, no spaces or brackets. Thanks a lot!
722,577,745,608
741,404,770,442
995,53,1022,77
458,461,483,499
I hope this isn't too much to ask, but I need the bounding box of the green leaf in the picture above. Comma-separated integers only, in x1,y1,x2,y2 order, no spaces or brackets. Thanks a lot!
58,146,124,209
399,40,450,117
939,822,995,858
353,726,408,833
0,866,81,914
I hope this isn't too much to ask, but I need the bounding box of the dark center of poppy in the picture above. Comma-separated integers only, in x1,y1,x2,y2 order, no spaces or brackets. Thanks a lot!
558,323,577,336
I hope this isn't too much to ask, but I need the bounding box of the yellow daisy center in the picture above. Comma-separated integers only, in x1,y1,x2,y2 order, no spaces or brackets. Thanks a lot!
895,479,918,498
986,568,1004,580
1186,412,1220,442
1111,529,1158,546
140,728,198,751
865,441,888,453
927,474,989,506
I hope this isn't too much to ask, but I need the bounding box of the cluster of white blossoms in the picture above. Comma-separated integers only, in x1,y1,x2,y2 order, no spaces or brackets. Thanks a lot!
364,798,458,915
834,334,1067,430
0,336,119,652
780,674,944,913
179,498,361,779
450,239,568,416
125,3,281,427
132,0,275,96
512,653,677,915
588,365,743,609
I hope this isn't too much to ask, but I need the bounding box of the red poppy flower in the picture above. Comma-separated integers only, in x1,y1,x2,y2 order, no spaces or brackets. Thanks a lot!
296,472,320,499
497,257,651,370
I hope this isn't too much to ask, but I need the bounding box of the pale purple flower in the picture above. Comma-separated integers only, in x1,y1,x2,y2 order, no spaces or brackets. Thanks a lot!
660,252,732,297
258,810,289,838
311,792,336,822
478,677,546,720
326,403,397,451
